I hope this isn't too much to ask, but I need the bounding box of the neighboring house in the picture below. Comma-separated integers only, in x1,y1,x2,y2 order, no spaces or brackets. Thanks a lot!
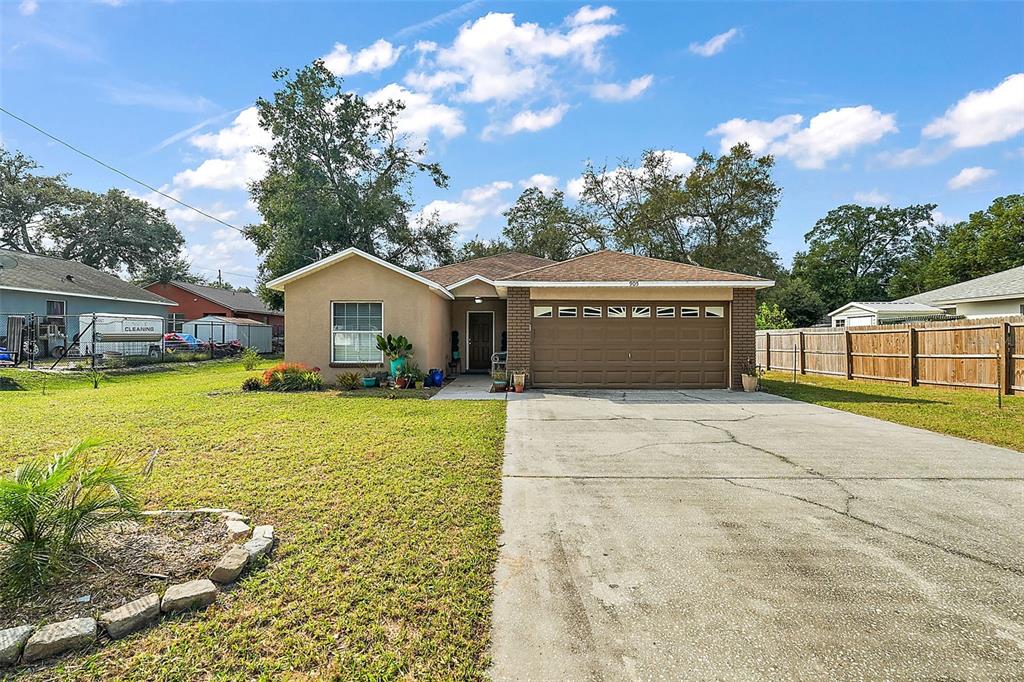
267,248,773,389
0,248,175,356
829,265,1024,327
145,280,285,337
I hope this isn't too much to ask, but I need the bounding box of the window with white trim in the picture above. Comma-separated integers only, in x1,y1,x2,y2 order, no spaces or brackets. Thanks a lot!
632,306,651,318
583,306,602,318
680,306,700,317
608,306,626,318
332,302,383,363
705,305,724,318
533,306,553,318
834,318,846,328
558,306,577,318
656,306,675,318
168,312,185,333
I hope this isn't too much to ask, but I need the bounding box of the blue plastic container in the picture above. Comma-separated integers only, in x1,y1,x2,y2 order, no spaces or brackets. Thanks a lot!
426,368,444,387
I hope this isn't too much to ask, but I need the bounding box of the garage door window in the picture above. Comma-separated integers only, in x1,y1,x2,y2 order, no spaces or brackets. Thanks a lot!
583,306,602,318
656,306,675,318
705,305,724,318
558,306,577,318
533,306,553,318
332,302,383,363
680,306,699,317
632,306,650,318
608,306,626,318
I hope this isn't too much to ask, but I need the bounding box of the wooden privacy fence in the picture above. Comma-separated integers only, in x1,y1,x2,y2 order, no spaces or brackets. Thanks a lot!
755,316,1024,394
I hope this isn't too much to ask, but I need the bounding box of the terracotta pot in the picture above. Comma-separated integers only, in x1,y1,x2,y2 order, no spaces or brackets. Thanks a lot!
395,376,409,389
741,374,759,392
514,385,524,393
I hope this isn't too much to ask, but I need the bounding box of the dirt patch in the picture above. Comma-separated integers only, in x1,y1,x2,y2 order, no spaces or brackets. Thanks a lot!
1,515,234,628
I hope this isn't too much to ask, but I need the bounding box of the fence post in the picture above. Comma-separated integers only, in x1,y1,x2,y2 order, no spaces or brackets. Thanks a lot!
999,321,1011,396
764,332,771,371
797,330,805,374
908,327,917,386
844,329,853,380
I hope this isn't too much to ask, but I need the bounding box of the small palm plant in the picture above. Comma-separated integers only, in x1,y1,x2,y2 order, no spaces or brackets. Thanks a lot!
0,439,153,597
240,346,261,371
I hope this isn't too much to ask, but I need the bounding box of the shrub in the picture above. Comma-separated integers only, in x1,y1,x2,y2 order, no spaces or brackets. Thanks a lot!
241,376,264,392
241,347,261,371
0,439,152,597
262,362,323,392
337,372,362,390
0,376,23,391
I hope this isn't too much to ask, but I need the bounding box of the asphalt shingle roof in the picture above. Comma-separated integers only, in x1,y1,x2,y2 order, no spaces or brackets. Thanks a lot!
500,250,770,283
894,266,1024,305
419,253,556,287
839,302,943,313
169,281,281,315
0,248,173,305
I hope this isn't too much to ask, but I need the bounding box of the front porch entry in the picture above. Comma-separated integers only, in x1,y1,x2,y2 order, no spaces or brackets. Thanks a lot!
466,310,494,372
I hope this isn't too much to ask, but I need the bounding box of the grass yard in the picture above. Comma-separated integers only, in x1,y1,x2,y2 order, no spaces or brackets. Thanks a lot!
0,361,506,680
761,371,1024,452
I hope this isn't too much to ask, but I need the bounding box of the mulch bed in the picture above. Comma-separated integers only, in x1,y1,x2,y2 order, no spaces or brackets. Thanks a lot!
1,515,233,629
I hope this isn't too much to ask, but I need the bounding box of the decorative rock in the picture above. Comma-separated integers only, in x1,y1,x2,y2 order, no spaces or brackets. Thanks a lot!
161,579,217,614
141,509,194,518
243,535,273,560
221,511,250,523
251,525,274,541
210,547,250,584
22,618,96,663
0,626,34,667
194,507,227,514
99,593,160,639
224,519,251,541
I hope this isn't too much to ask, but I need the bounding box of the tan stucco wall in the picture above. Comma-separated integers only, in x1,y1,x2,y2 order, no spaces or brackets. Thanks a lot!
448,280,500,298
451,298,507,372
281,256,450,382
529,286,735,301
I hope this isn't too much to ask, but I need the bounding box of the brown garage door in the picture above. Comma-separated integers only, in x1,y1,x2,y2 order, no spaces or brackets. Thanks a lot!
531,301,729,388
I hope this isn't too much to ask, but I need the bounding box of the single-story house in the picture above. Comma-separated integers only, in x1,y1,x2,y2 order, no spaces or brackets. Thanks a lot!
145,280,284,337
829,265,1024,327
0,248,174,356
267,248,773,389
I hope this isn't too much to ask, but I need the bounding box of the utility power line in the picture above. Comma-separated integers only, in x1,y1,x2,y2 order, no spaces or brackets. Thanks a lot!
0,106,246,234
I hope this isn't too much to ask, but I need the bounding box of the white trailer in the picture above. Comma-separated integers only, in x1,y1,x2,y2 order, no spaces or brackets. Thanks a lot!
78,313,165,357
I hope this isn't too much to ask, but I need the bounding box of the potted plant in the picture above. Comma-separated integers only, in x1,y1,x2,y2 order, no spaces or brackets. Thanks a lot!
402,363,424,389
739,357,763,392
375,334,413,377
492,369,508,392
361,365,378,388
511,371,527,393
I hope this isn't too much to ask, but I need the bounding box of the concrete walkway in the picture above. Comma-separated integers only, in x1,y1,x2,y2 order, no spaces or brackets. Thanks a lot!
490,388,1024,680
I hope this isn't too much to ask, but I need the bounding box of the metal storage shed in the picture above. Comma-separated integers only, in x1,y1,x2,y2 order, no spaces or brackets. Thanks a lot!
183,315,272,353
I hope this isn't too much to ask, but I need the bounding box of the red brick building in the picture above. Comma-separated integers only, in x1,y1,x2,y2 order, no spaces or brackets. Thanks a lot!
144,281,284,337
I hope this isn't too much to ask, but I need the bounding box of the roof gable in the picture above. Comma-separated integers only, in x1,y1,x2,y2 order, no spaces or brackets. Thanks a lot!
895,266,1024,305
419,253,556,287
166,281,280,315
829,301,943,316
496,250,772,286
0,248,173,305
265,248,454,299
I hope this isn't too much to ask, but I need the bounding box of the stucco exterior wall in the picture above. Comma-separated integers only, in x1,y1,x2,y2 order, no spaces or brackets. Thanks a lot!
451,298,507,372
529,286,735,301
448,280,500,298
280,257,450,382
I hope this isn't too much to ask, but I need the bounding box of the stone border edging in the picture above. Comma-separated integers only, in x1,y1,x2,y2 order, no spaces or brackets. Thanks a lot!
0,508,275,668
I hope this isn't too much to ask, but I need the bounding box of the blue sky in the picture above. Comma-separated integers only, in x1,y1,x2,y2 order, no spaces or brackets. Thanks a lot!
2,1,1022,287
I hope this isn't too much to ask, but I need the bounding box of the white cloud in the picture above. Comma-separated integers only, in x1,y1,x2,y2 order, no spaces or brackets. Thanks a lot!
519,173,559,193
102,81,215,113
403,69,465,91
322,39,404,76
566,149,695,200
414,9,623,104
568,5,616,26
418,180,513,232
947,166,995,190
19,0,38,16
924,74,1024,148
364,83,465,144
708,105,897,169
173,107,271,190
853,190,890,206
591,74,653,102
689,28,740,57
483,104,569,138
185,227,257,275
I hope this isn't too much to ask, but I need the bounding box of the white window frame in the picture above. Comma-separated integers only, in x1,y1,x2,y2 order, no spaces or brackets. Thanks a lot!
607,306,626,318
331,301,384,364
533,306,553,318
656,306,675,318
583,306,602,318
632,306,651,318
168,312,185,333
680,306,700,318
558,306,577,318
705,305,725,318
834,318,846,328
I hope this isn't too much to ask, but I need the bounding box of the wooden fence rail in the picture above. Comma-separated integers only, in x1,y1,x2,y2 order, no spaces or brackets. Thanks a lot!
756,316,1024,395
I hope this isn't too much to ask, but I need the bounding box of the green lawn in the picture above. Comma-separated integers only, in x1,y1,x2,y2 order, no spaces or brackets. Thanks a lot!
0,362,506,680
761,371,1024,452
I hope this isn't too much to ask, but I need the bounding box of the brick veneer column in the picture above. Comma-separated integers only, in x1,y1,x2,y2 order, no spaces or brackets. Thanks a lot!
506,287,532,385
730,288,756,390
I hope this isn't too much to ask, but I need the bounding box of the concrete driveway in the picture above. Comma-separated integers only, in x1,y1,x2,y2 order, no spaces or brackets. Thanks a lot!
490,389,1024,680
